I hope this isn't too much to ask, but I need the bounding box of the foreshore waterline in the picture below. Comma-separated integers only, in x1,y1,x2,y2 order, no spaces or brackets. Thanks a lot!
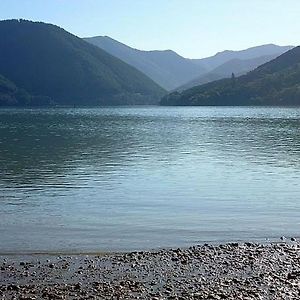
0,236,296,256
1,241,300,300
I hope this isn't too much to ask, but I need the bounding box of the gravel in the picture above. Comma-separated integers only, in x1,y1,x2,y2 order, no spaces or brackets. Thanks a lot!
1,242,300,299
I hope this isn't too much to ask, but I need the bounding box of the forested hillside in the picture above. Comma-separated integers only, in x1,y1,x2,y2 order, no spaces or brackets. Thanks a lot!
0,20,165,106
161,47,300,106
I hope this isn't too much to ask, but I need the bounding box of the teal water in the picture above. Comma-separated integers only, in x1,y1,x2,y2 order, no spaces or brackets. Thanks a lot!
0,107,300,253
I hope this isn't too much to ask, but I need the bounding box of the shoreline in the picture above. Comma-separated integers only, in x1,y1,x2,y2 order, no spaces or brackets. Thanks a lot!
1,236,297,256
1,241,300,299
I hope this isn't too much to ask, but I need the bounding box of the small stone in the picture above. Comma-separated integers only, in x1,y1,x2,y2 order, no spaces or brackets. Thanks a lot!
74,282,82,290
9,284,19,291
287,272,300,280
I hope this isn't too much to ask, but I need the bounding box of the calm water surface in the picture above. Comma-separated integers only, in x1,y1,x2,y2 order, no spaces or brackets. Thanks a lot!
0,106,300,253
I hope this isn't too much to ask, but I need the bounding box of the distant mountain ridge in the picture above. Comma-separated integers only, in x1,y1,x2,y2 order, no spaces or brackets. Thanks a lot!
0,20,295,107
0,20,165,106
161,46,300,106
85,37,293,91
84,36,207,90
177,53,287,91
191,44,293,71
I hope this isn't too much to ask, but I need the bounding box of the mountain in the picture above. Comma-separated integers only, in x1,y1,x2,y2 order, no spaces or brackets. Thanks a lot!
177,54,284,91
161,46,300,106
191,44,293,71
85,38,293,91
0,73,53,106
0,20,165,106
84,36,207,91
0,74,23,105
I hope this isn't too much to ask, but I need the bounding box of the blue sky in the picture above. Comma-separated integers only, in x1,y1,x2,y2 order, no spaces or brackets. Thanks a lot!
0,0,299,58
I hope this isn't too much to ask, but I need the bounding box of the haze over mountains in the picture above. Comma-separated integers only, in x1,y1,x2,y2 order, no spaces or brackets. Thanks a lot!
161,46,300,106
0,19,165,106
177,52,292,91
191,44,293,71
0,19,298,107
84,36,206,91
85,36,292,91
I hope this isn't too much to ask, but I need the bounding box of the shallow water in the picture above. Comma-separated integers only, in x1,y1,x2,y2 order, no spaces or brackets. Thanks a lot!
0,106,300,253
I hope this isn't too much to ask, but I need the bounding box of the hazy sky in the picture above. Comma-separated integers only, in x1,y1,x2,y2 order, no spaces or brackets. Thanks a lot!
0,0,299,58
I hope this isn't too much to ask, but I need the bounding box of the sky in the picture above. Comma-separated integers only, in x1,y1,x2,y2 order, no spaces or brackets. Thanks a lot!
0,0,300,58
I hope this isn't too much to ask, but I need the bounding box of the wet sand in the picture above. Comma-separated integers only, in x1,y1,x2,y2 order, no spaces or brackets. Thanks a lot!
1,242,300,299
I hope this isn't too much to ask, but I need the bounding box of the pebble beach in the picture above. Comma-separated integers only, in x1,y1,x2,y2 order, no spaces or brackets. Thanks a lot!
1,241,300,299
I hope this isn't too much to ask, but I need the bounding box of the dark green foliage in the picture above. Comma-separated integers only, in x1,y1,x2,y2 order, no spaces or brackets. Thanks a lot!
0,74,19,105
161,46,300,106
0,20,165,106
0,73,54,106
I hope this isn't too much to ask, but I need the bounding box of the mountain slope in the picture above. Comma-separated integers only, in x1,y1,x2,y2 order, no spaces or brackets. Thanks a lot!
84,36,207,90
161,46,300,106
85,38,293,91
0,74,54,106
177,54,283,91
191,44,293,71
0,74,21,105
0,20,165,106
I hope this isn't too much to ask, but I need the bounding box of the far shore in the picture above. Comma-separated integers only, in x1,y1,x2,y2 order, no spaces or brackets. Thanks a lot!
1,241,300,299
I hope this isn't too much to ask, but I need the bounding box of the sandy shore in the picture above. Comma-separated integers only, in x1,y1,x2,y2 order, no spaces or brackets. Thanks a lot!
1,242,300,299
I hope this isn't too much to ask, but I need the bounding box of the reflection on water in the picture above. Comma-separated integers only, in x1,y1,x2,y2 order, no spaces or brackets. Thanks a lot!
0,107,300,253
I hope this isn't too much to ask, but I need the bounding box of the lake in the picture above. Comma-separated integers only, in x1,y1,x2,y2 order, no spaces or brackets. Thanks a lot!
0,106,300,253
